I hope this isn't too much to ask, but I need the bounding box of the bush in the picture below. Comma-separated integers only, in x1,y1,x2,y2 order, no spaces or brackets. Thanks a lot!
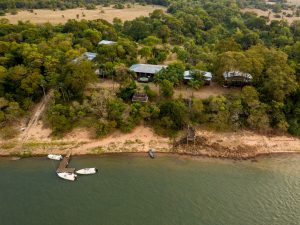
119,117,136,133
159,80,174,98
117,81,137,102
86,4,96,10
10,9,18,15
113,4,125,9
47,104,73,135
95,119,116,137
274,14,281,18
0,127,19,139
158,100,187,130
144,85,157,101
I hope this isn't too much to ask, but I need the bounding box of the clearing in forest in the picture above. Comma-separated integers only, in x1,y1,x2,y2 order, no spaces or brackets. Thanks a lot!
2,5,166,24
288,0,300,5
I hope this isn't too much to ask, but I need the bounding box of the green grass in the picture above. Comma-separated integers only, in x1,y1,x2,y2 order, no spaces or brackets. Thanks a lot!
90,146,105,154
0,142,17,150
22,141,74,150
0,127,20,139
9,150,32,158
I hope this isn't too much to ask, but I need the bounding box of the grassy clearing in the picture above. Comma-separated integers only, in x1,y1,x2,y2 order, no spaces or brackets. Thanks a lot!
2,5,166,24
0,142,17,150
22,141,75,151
90,146,104,154
9,150,32,157
289,0,300,5
0,126,20,140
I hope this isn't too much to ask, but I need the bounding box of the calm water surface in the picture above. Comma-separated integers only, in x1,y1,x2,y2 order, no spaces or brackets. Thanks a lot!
0,155,300,225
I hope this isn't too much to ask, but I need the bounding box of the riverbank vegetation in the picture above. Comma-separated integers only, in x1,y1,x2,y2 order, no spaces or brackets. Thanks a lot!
0,0,300,140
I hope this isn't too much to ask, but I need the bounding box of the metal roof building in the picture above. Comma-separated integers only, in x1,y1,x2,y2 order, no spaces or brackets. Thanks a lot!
73,52,97,62
129,64,167,82
129,64,167,74
98,40,117,45
223,71,253,86
184,70,213,81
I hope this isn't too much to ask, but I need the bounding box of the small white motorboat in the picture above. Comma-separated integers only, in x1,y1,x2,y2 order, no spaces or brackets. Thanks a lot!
148,149,155,158
47,154,63,161
57,172,77,181
76,168,98,175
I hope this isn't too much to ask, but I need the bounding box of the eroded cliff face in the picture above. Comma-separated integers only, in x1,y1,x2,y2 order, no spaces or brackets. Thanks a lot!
174,130,300,159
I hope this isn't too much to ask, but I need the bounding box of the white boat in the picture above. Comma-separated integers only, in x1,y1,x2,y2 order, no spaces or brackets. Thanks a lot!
148,149,155,158
47,154,63,161
76,168,98,175
57,172,77,181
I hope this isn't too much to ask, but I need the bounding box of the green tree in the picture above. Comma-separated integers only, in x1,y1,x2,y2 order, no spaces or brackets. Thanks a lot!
241,86,269,131
159,100,187,130
159,79,174,98
64,60,96,99
155,61,185,85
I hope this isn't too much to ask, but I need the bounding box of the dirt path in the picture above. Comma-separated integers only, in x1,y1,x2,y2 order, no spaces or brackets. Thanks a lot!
19,90,53,144
92,79,240,99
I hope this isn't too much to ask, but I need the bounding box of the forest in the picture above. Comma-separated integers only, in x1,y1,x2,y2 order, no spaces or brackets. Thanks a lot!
0,0,299,139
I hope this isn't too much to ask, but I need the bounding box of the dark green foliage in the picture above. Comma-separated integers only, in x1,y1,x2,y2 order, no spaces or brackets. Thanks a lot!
159,79,173,98
143,85,157,101
117,81,136,102
95,119,116,137
47,104,73,134
63,60,97,99
1,0,300,137
154,62,184,85
158,100,187,130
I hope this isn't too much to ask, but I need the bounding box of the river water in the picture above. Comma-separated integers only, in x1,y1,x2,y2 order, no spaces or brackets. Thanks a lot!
0,154,300,225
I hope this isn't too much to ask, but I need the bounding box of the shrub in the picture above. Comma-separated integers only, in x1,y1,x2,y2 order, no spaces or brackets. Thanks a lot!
95,119,116,137
0,127,19,139
10,9,18,15
86,4,96,10
113,4,125,9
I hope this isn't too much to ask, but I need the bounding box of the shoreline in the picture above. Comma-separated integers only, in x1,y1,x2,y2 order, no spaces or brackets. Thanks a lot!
2,149,300,161
1,125,300,160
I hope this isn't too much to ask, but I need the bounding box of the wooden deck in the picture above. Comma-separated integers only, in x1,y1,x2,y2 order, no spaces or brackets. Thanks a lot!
56,152,75,173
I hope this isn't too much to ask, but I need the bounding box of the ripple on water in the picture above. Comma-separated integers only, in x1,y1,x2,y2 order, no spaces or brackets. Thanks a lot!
0,155,300,225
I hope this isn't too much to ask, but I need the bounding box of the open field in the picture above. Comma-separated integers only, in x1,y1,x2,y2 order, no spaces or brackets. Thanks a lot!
2,5,166,24
288,0,300,5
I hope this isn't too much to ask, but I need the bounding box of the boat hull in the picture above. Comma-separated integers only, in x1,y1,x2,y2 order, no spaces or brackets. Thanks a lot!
57,172,77,181
76,168,98,175
47,154,63,161
148,150,155,158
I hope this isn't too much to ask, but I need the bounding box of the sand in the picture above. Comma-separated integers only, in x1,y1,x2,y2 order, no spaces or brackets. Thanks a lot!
2,5,166,24
288,0,300,5
1,117,300,159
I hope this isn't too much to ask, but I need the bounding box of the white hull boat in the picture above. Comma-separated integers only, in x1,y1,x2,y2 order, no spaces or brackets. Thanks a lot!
47,154,63,161
76,168,98,175
57,172,77,181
